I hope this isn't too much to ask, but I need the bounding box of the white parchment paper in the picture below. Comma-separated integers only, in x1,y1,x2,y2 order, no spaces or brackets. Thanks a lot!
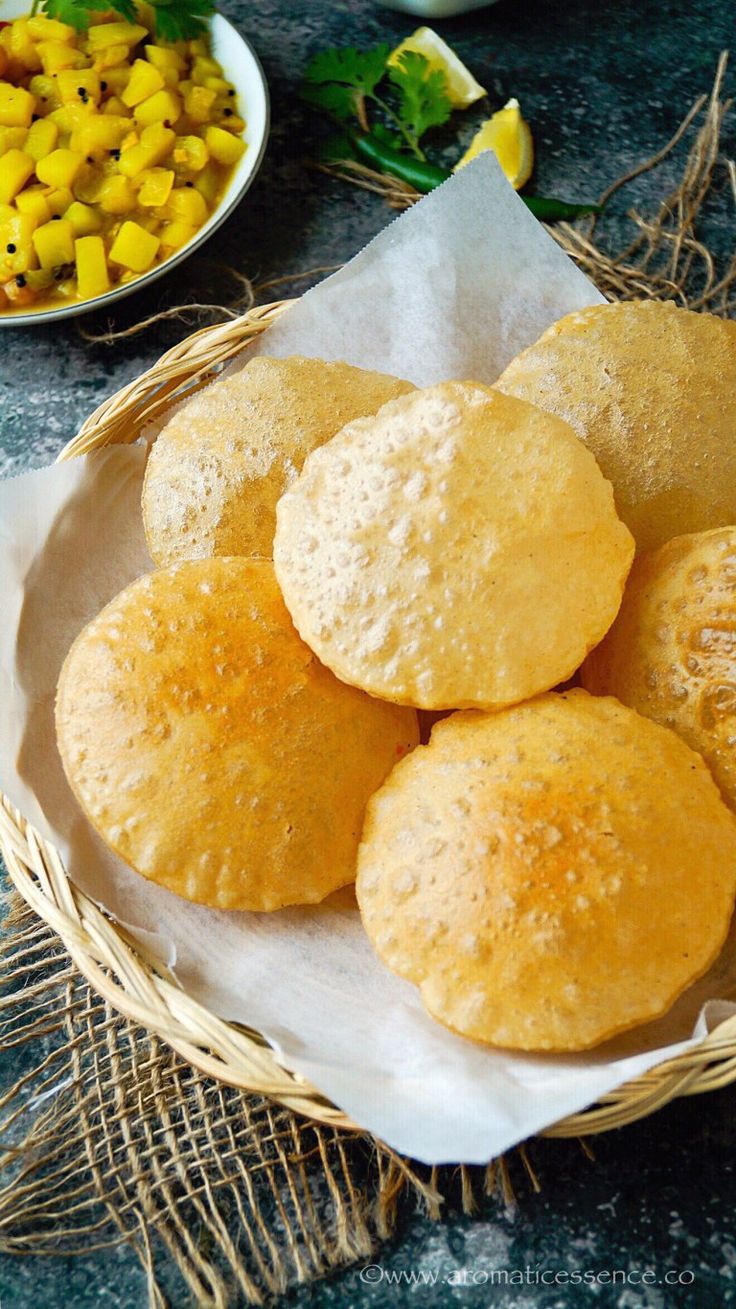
2,155,736,1164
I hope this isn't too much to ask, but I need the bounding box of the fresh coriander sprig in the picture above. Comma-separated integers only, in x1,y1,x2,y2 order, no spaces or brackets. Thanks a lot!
302,44,452,161
386,51,451,159
37,0,215,41
302,41,603,222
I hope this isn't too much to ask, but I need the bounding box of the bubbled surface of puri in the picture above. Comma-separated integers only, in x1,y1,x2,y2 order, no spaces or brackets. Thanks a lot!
55,557,419,911
356,690,736,1051
142,355,415,565
273,382,634,710
496,301,736,553
583,527,736,812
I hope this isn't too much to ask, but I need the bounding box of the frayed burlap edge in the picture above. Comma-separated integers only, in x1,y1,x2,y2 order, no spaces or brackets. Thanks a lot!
0,887,547,1308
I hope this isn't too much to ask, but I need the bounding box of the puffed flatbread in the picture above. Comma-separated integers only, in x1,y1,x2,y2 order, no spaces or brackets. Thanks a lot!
56,557,419,911
496,301,736,553
583,526,736,811
357,690,736,1050
142,355,414,565
274,382,634,709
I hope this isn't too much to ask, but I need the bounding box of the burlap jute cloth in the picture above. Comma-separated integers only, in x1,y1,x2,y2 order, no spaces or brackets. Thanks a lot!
2,55,735,1308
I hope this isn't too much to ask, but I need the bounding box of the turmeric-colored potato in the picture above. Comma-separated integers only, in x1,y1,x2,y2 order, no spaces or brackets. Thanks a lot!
75,234,109,298
0,11,246,310
32,216,74,268
109,218,159,271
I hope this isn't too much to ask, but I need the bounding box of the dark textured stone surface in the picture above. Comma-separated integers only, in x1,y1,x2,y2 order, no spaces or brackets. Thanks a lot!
1,0,734,478
2,0,736,1305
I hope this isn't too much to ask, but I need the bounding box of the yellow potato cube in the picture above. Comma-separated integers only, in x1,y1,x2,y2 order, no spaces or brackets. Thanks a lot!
75,234,109,298
0,84,35,128
131,211,159,233
101,65,132,96
121,59,165,108
218,113,245,135
192,55,223,83
32,216,74,268
0,202,15,222
87,22,147,51
117,123,175,177
16,188,51,224
194,160,220,203
109,218,159,271
173,134,208,171
38,40,85,75
98,174,136,213
47,103,94,134
92,44,131,73
70,115,128,157
204,124,246,166
71,164,103,204
36,148,85,190
29,75,60,112
6,21,41,73
133,88,181,129
102,96,127,116
203,76,230,95
64,200,101,235
184,85,217,123
0,149,34,205
0,126,28,153
145,45,186,74
164,185,207,226
162,66,181,89
25,118,59,162
1,213,38,275
137,167,174,207
45,185,74,216
159,218,196,249
57,69,102,106
26,16,76,42
1,211,35,245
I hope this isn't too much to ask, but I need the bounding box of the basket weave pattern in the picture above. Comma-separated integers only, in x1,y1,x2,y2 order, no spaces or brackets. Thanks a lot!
3,300,736,1145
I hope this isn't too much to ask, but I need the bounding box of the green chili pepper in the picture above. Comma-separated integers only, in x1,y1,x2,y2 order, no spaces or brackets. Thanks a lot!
353,133,450,192
352,133,601,222
522,195,602,221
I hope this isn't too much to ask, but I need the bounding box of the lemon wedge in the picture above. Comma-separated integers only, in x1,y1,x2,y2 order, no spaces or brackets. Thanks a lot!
388,26,487,109
455,98,534,190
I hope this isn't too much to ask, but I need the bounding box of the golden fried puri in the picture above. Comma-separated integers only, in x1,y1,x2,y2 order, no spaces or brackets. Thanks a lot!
356,690,736,1051
142,355,414,565
56,557,419,911
582,526,736,811
496,301,736,553
273,382,634,710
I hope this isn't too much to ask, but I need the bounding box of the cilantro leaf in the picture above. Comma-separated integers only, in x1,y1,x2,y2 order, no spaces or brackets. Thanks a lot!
371,121,405,152
304,45,390,98
301,80,358,122
44,0,134,31
148,0,215,42
387,51,452,146
42,0,211,38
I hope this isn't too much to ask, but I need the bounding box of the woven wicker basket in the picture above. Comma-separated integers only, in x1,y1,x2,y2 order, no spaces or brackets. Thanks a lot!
4,298,736,1147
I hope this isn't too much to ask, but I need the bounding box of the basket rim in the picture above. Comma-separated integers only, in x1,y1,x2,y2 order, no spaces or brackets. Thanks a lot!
4,297,736,1152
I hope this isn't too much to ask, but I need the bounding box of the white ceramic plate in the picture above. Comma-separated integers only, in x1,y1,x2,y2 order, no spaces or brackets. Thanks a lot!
0,1,270,325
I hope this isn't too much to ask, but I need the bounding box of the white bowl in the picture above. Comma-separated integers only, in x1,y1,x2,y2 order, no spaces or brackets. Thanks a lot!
380,0,497,13
0,3,270,325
